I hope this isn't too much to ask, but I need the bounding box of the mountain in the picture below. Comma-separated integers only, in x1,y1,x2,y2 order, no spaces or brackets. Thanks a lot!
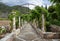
0,2,30,18
12,5,30,14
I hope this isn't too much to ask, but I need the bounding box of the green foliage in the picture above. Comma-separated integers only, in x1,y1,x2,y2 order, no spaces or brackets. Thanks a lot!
8,10,21,28
49,0,60,20
0,28,6,35
20,6,49,24
0,18,8,20
48,0,60,26
48,5,55,13
8,14,14,21
49,0,60,3
12,6,30,14
8,10,21,21
21,14,31,22
47,4,60,26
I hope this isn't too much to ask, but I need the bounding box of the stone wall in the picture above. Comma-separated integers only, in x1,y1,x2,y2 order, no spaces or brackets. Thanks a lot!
50,25,60,32
43,32,60,39
30,24,60,39
0,29,20,41
0,33,14,41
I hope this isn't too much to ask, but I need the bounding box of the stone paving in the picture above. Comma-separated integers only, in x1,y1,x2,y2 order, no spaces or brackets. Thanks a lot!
14,23,41,41
13,23,60,41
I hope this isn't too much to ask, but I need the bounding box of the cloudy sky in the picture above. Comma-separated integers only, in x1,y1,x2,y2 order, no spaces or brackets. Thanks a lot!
0,0,51,9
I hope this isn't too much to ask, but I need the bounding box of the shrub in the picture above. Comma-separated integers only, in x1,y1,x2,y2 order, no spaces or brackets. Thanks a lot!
0,27,6,35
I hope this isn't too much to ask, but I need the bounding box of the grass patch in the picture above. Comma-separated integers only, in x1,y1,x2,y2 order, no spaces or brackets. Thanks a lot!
0,18,8,20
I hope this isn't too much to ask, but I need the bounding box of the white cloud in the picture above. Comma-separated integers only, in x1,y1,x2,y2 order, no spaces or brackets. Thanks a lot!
21,0,51,9
0,0,51,9
22,0,43,9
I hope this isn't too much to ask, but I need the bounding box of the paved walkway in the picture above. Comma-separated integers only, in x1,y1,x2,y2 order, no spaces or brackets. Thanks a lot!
14,23,41,41
13,23,59,41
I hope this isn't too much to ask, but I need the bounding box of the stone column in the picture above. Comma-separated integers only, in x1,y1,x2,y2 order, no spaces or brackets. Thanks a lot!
20,19,23,29
13,16,16,31
19,16,20,28
42,14,45,32
22,19,23,26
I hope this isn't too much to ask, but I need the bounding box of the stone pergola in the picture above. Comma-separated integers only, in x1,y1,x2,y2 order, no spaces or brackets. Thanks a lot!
12,3,46,32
